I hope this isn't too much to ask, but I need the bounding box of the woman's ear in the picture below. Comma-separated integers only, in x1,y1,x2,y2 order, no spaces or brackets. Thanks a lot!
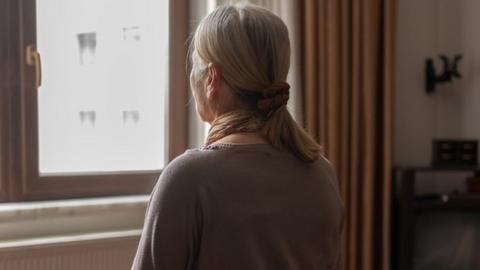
206,63,221,99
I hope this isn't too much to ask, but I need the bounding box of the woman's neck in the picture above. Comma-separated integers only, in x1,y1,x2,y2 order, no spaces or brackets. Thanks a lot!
212,132,268,145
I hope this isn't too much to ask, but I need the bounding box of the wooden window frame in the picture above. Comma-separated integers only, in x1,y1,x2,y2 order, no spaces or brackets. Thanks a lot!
0,0,189,202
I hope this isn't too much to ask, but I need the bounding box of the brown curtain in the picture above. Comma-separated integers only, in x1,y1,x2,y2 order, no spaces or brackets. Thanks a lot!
300,0,395,270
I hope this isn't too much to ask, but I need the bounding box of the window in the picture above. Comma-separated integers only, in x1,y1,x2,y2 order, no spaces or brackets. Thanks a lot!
0,0,189,201
37,0,168,173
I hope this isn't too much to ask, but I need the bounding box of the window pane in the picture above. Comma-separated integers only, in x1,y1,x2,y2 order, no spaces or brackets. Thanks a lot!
36,0,168,173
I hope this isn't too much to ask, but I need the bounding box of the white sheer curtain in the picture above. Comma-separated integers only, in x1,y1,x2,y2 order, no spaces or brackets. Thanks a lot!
187,0,212,149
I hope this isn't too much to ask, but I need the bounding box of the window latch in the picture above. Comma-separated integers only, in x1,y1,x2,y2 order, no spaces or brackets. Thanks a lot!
25,44,42,89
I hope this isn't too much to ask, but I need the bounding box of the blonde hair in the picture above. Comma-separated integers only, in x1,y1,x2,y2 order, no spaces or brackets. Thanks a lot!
191,4,321,162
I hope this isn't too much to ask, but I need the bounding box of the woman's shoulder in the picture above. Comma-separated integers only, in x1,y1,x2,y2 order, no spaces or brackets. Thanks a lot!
150,149,216,203
315,154,343,203
157,148,222,186
316,154,336,177
169,147,225,169
161,148,211,177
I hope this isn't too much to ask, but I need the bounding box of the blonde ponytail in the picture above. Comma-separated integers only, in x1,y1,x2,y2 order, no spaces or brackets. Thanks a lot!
192,4,321,162
261,107,321,162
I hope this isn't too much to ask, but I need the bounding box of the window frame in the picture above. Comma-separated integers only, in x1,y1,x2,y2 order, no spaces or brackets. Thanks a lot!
0,0,189,202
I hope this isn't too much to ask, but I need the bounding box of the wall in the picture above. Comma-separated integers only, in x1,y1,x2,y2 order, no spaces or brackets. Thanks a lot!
395,0,480,166
395,4,480,268
0,233,139,270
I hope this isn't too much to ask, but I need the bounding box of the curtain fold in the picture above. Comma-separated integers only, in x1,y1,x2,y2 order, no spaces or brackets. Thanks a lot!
300,0,395,270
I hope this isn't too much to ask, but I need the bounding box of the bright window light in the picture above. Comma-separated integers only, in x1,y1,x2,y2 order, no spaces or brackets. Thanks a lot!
37,0,168,173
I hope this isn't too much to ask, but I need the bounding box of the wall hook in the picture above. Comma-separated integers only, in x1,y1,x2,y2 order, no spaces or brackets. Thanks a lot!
425,54,462,94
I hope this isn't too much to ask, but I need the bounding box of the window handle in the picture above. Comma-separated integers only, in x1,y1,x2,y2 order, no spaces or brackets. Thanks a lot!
25,44,42,89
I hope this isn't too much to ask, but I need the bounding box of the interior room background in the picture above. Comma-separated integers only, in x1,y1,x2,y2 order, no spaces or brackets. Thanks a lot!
1,0,479,270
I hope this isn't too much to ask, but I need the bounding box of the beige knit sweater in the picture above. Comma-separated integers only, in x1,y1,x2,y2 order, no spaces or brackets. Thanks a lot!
132,143,344,270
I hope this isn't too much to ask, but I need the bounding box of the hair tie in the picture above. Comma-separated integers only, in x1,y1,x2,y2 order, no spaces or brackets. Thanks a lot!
257,82,290,114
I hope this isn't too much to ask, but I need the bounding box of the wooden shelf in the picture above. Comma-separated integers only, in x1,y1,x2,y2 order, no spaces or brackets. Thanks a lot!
414,194,480,212
395,165,480,172
394,166,480,270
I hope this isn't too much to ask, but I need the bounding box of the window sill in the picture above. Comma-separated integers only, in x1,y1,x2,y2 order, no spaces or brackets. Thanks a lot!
0,229,142,250
0,195,149,243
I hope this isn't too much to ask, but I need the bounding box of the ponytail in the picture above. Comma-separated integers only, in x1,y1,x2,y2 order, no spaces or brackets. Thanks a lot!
206,99,321,162
260,107,321,162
